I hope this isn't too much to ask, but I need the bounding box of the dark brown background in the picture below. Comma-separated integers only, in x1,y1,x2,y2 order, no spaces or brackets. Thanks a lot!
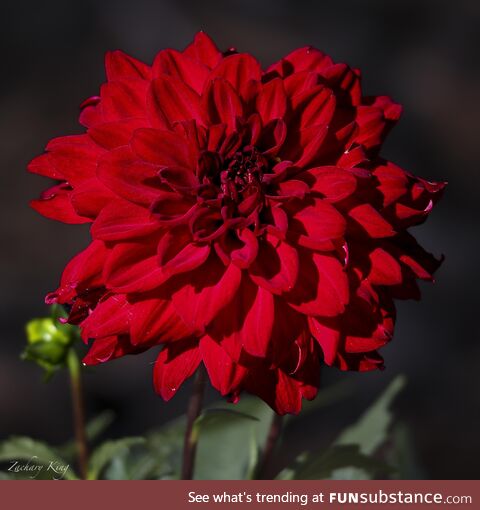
1,0,479,478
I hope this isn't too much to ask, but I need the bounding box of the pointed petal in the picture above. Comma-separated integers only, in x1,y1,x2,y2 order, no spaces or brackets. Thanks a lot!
249,236,299,294
200,336,246,395
154,338,201,400
147,75,205,127
130,297,193,345
286,251,349,317
153,49,209,94
105,50,151,81
172,257,242,333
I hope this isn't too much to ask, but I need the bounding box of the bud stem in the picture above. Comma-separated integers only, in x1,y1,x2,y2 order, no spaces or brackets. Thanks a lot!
67,348,88,479
181,366,207,480
256,413,284,479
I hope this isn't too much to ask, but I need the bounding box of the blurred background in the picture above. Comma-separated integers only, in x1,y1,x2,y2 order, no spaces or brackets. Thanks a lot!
1,0,479,479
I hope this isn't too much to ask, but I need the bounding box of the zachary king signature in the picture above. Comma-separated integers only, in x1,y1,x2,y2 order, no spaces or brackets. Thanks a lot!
8,456,69,480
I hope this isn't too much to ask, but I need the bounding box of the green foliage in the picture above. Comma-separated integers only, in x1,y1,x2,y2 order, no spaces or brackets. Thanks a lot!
87,437,145,480
0,374,412,480
0,437,77,480
279,444,393,480
277,375,406,480
58,410,116,459
335,375,406,455
194,398,274,480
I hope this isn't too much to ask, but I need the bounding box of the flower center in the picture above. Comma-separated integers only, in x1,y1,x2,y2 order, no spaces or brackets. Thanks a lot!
220,146,268,202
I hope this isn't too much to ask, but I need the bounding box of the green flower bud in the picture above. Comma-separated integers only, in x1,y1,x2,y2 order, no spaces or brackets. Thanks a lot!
22,306,80,379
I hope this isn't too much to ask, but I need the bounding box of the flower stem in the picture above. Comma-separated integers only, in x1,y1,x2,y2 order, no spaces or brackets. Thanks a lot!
67,348,88,479
181,366,207,480
256,413,283,479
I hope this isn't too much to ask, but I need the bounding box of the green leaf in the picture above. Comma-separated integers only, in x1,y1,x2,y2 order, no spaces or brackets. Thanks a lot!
58,410,116,460
335,374,406,455
284,444,393,480
277,376,406,481
85,410,116,442
193,408,259,443
87,437,145,480
145,418,185,479
195,397,274,480
388,423,426,479
0,436,77,480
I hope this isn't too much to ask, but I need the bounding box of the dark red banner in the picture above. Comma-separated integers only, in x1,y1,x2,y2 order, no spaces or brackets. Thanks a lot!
1,480,477,510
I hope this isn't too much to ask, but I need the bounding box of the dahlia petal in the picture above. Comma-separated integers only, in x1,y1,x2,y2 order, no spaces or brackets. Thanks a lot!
200,336,246,395
268,179,309,201
230,228,259,268
158,166,199,192
282,71,319,97
82,336,117,365
172,257,242,333
256,78,287,124
300,166,357,202
157,228,210,278
27,153,62,179
287,251,348,317
154,338,201,401
368,247,403,286
337,145,369,168
46,240,107,305
131,128,196,168
81,295,129,341
241,285,275,358
148,75,205,128
88,118,145,149
105,50,151,81
204,78,243,131
70,178,116,219
30,184,91,224
292,85,336,128
151,191,197,223
274,371,303,415
365,95,402,122
267,47,332,77
260,119,287,157
249,236,299,294
79,97,102,127
288,197,346,246
320,63,362,105
97,146,163,206
209,53,262,99
348,203,395,238
353,105,390,149
86,334,156,363
268,297,310,367
183,32,222,69
290,124,329,168
91,200,160,241
45,135,104,185
100,80,148,122
104,239,167,293
267,205,289,238
372,161,409,207
153,49,210,95
345,335,388,354
130,297,193,345
207,276,272,361
388,233,443,281
308,316,340,366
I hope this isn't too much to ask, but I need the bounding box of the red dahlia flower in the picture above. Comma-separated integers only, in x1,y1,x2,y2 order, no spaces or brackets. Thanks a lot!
29,33,445,414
